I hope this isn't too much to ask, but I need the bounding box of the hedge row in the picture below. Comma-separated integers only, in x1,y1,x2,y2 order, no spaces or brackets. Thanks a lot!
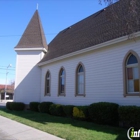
119,106,140,127
6,101,140,127
28,102,119,126
29,102,40,112
88,102,119,125
39,102,53,113
73,106,89,120
6,102,25,111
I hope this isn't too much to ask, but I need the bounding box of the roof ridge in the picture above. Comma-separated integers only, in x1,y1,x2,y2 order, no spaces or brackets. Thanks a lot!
36,10,48,50
40,0,140,63
57,0,120,35
37,10,43,46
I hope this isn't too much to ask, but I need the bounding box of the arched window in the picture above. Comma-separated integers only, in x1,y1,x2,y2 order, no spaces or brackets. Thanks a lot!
76,63,85,96
45,71,51,96
123,51,140,96
58,68,66,96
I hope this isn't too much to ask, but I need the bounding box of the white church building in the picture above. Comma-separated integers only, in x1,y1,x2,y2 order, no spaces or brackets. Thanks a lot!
14,1,140,106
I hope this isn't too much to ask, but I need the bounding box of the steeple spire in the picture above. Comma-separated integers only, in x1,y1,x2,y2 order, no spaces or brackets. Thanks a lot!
15,10,48,50
37,3,39,10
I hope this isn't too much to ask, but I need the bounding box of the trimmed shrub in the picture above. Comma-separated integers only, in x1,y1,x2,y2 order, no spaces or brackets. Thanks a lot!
118,106,140,127
38,102,53,113
63,105,74,117
88,102,119,126
73,106,89,120
49,104,64,116
6,102,12,110
29,102,40,112
10,102,25,111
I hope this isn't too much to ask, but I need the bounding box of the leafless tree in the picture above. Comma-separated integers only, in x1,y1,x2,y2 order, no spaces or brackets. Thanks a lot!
99,0,139,38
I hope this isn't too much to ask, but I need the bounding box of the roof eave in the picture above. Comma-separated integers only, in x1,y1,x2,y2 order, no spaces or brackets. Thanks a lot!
14,47,47,53
38,31,140,67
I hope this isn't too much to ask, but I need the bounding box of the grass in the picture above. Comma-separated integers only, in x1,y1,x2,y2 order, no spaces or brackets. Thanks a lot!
0,108,128,140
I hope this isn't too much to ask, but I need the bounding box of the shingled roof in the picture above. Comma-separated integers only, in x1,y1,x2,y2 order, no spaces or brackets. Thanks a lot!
0,84,14,94
15,10,48,49
40,0,140,63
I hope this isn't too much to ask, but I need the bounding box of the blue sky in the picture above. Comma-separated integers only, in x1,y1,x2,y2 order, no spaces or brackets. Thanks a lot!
0,0,106,84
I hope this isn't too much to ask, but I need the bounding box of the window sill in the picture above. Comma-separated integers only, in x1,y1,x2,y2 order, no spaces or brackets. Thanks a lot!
58,94,66,97
75,94,86,97
124,93,140,97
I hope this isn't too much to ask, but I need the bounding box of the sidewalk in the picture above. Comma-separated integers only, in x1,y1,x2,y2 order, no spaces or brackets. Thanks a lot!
0,116,65,140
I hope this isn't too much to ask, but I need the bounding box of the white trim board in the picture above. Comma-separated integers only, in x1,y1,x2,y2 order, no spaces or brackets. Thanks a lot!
37,31,140,66
14,47,47,53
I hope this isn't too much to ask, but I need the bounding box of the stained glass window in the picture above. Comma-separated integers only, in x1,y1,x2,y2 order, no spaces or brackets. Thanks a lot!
126,54,139,93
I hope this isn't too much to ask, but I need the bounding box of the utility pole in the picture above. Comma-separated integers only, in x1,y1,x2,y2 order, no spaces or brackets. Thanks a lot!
4,64,12,100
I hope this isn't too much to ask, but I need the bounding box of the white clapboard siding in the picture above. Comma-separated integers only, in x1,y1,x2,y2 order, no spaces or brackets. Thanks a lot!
40,38,140,106
14,50,45,104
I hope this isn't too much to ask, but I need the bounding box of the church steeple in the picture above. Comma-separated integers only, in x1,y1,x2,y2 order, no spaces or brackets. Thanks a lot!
15,10,48,50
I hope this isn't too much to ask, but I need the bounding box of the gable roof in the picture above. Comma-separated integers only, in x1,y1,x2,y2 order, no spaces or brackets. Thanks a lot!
15,10,48,50
40,0,139,64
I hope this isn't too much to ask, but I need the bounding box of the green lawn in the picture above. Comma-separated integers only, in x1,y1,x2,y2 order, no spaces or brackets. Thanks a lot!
0,108,127,140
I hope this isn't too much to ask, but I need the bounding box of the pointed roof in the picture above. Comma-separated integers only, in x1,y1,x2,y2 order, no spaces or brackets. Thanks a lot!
15,10,48,50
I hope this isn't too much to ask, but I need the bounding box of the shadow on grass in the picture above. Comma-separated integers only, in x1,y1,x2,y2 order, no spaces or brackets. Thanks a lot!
0,108,128,140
